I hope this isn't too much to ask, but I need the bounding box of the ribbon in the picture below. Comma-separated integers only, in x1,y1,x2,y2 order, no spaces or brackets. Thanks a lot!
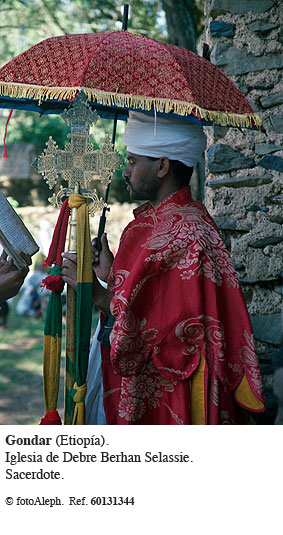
68,194,93,425
72,382,87,425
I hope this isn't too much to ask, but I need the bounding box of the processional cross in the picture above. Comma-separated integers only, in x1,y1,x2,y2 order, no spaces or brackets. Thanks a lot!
32,91,123,216
32,91,123,424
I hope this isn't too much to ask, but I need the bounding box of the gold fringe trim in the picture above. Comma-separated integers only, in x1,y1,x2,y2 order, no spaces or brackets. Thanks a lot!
0,81,263,129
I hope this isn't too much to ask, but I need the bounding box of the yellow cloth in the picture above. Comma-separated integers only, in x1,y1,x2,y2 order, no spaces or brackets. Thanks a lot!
234,374,265,411
43,335,62,412
190,352,264,424
72,382,87,425
191,352,206,425
67,194,93,425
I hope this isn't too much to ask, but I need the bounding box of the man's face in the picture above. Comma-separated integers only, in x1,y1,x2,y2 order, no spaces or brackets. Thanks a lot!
122,152,160,202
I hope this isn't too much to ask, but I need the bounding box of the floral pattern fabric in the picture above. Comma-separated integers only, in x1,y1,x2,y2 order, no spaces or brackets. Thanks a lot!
101,187,264,424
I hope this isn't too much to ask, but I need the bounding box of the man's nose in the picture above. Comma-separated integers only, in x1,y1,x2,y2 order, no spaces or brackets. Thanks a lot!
122,165,130,178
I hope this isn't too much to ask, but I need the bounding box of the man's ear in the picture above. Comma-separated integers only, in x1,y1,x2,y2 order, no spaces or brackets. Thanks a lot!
157,157,170,178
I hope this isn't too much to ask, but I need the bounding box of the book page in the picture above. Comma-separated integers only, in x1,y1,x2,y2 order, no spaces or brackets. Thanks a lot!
0,229,27,270
0,191,39,263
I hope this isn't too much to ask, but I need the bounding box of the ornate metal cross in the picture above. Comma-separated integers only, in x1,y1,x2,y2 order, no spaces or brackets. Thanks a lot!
32,91,123,215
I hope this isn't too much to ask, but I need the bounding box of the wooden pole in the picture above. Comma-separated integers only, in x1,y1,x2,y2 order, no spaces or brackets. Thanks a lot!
64,183,79,424
96,4,129,251
96,111,118,251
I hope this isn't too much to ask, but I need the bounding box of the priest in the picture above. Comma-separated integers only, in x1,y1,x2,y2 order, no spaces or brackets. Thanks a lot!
62,111,265,425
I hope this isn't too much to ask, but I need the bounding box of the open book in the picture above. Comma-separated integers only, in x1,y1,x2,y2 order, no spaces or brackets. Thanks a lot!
0,190,39,270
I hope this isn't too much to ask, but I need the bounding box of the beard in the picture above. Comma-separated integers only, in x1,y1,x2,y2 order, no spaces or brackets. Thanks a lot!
126,178,159,202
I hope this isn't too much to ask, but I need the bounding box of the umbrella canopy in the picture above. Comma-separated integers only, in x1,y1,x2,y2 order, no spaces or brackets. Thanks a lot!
0,30,262,129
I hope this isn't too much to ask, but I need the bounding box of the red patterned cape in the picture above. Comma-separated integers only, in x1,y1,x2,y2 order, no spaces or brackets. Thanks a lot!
101,187,265,424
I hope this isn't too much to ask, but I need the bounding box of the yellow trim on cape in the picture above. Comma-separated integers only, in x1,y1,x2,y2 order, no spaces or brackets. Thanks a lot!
0,81,262,129
234,373,265,411
190,355,264,424
191,352,206,425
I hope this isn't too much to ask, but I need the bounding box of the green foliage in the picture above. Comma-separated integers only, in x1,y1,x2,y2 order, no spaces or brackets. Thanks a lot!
0,0,166,68
5,112,71,149
7,196,19,209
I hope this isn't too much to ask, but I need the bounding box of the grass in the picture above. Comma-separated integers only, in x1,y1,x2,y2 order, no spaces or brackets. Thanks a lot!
0,297,56,424
0,296,100,425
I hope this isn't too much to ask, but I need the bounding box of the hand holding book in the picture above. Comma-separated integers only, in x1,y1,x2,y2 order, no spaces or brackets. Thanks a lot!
0,250,30,301
0,190,39,270
0,190,39,300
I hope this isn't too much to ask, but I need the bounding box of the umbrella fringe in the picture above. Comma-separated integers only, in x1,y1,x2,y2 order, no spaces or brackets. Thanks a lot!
0,81,262,129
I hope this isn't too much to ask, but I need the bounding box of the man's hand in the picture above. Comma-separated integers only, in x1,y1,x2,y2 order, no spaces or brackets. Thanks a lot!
0,251,29,301
61,250,114,317
92,233,114,282
61,252,78,290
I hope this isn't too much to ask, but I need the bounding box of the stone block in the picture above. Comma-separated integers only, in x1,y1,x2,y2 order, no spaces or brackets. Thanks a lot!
274,285,283,296
207,175,272,189
274,368,283,405
214,217,251,231
246,204,269,212
210,21,235,37
207,145,254,172
248,288,282,315
270,115,283,133
270,193,283,204
248,21,278,34
273,347,283,369
231,227,283,280
254,143,282,155
211,43,283,76
254,82,274,90
260,93,283,108
270,194,283,204
248,236,283,248
206,181,281,224
247,99,262,112
213,126,229,139
258,155,283,172
270,214,283,224
252,389,277,425
235,82,249,96
214,217,236,230
209,0,275,18
251,314,283,345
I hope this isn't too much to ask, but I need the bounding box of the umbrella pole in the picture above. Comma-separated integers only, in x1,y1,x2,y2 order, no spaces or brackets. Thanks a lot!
96,4,129,251
96,110,118,251
64,183,79,424
122,4,129,30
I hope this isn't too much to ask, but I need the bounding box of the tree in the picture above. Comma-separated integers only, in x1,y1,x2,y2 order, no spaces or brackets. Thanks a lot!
0,0,167,68
161,0,204,52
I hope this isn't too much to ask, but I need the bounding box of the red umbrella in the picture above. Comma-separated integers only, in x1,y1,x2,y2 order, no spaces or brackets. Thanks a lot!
0,30,262,130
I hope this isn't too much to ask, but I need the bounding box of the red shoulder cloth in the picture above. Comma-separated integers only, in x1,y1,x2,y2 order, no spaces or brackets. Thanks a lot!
101,188,265,425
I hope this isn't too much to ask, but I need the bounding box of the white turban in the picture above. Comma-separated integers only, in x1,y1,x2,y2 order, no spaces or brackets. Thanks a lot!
123,111,207,167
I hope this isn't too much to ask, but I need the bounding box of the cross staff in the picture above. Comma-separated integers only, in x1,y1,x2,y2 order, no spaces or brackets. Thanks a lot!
33,92,123,424
33,91,123,215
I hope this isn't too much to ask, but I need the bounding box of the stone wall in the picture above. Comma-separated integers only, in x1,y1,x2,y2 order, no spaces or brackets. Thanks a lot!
204,0,283,423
